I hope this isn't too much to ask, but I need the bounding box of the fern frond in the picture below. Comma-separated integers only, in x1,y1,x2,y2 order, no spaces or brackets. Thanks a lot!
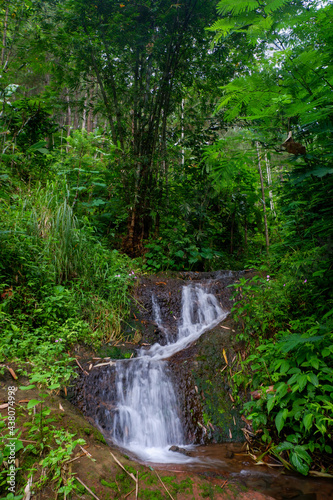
264,0,292,15
217,0,259,16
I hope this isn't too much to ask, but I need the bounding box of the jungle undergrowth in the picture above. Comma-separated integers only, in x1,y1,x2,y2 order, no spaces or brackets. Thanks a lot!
227,248,333,476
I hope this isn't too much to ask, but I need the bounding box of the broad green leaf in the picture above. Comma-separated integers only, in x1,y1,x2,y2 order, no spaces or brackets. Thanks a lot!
275,409,288,434
291,452,309,476
27,399,41,409
307,372,319,387
297,374,308,391
303,413,313,431
267,396,275,414
274,441,293,452
294,446,312,464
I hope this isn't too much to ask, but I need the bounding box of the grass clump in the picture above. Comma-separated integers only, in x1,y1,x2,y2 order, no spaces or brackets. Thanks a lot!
0,181,139,385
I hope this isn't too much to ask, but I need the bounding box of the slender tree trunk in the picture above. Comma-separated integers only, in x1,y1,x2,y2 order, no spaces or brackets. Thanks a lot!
181,98,185,167
265,152,275,215
73,91,79,130
87,86,93,133
66,92,71,152
256,142,269,252
82,91,87,130
1,5,8,68
230,211,235,254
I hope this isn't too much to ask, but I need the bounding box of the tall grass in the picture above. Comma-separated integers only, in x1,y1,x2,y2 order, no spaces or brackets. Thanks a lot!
0,181,135,343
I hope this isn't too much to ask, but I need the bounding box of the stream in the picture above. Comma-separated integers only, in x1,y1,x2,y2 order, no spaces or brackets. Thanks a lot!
112,284,228,463
75,273,333,499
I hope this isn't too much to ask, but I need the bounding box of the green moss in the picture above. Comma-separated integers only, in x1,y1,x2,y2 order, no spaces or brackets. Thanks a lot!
199,483,215,499
142,473,158,485
93,429,106,443
139,489,165,499
116,472,133,494
83,427,92,435
74,479,86,494
100,478,118,491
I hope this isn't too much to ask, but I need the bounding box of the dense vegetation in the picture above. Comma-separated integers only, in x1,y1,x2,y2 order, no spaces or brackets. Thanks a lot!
0,0,332,495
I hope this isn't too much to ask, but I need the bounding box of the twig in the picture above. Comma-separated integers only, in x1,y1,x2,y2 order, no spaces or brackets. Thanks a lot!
136,470,139,499
221,479,228,489
75,358,89,376
23,476,33,500
66,453,85,464
154,469,175,500
80,445,92,458
124,487,136,499
110,452,137,483
94,361,116,368
76,477,102,500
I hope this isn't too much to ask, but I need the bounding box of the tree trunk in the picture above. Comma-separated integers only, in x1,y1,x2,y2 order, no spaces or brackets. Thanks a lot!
66,92,71,152
87,86,93,133
230,211,235,254
82,91,87,131
73,91,79,130
256,142,269,252
265,152,275,216
1,5,9,68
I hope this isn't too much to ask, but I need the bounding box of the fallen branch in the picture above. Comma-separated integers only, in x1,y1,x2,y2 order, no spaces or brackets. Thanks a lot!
80,445,92,458
7,366,18,380
75,359,89,376
66,453,85,464
153,469,175,500
22,476,33,500
110,452,137,483
221,479,228,489
76,477,102,500
124,487,136,499
94,361,116,368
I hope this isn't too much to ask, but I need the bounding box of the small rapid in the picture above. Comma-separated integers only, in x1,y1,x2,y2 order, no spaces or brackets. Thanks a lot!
111,284,228,463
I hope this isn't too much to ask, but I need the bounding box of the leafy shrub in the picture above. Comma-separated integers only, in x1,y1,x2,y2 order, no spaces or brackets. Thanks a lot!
229,255,333,475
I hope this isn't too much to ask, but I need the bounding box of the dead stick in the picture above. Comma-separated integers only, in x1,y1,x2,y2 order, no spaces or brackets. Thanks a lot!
76,477,102,500
75,358,89,376
124,487,136,499
66,454,85,464
154,470,175,500
221,479,228,489
110,452,137,483
136,470,139,499
80,445,92,458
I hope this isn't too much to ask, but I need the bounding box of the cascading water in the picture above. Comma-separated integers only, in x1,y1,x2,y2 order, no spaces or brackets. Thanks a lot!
111,284,228,463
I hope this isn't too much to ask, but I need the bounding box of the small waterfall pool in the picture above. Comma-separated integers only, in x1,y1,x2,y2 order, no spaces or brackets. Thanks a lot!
112,284,228,463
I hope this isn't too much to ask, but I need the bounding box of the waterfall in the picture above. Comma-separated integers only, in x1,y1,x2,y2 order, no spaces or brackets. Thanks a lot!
112,284,228,463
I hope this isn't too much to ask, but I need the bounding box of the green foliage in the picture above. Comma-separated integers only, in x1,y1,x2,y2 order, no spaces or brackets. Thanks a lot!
0,180,139,388
229,262,333,475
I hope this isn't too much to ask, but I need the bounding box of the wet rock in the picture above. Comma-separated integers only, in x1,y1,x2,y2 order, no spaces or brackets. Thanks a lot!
169,445,179,452
169,445,191,456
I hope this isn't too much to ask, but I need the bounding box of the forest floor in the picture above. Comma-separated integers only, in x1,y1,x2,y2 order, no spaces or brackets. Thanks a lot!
1,364,277,500
1,272,332,499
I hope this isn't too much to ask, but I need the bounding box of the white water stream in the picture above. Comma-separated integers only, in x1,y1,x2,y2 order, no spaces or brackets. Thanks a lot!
112,284,228,463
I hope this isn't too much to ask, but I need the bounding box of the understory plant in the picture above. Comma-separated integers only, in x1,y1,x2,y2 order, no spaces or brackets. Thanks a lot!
229,252,333,475
0,181,139,380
